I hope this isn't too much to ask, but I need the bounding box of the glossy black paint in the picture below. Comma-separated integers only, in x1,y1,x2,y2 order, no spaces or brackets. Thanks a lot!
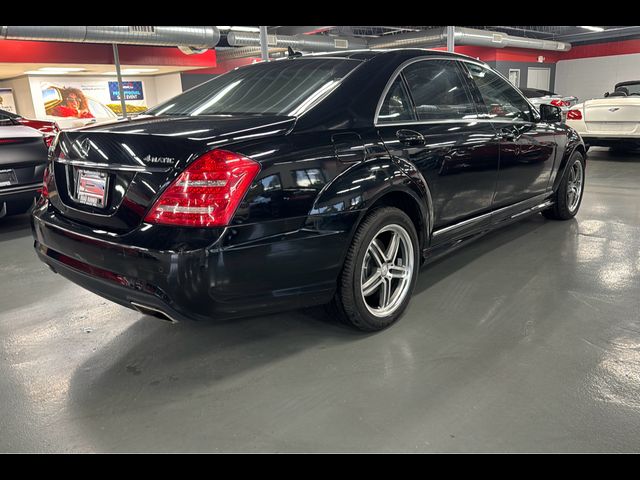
32,49,584,321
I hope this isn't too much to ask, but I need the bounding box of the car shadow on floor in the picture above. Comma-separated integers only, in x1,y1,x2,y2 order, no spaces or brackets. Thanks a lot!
66,214,574,406
0,213,33,242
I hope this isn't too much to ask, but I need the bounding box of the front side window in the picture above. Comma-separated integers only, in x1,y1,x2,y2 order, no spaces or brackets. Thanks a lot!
466,63,535,122
377,76,415,123
402,60,477,121
146,58,360,117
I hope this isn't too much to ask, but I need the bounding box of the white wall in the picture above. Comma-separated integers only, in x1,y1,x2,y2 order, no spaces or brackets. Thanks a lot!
0,76,36,118
154,73,183,105
555,53,640,103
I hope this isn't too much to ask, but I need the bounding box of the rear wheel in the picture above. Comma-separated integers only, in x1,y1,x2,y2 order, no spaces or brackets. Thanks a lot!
542,151,585,220
332,207,419,332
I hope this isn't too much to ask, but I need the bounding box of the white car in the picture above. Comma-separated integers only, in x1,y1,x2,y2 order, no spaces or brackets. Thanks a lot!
520,87,579,115
565,80,640,152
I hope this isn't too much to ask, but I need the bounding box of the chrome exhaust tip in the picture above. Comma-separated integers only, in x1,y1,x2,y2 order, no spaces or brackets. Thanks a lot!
130,302,179,323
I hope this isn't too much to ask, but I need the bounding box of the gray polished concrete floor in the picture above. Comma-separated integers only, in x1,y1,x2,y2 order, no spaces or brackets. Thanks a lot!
1,147,639,453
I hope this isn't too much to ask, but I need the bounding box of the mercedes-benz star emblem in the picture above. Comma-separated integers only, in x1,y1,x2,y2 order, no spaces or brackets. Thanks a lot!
79,138,91,157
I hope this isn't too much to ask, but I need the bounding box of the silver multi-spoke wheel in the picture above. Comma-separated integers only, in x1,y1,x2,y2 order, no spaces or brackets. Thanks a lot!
360,224,415,318
566,159,584,213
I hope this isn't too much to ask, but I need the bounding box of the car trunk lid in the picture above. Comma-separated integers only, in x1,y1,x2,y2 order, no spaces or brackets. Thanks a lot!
583,98,640,133
48,115,295,233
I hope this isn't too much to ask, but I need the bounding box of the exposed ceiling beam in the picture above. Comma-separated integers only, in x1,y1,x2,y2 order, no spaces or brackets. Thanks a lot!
552,26,640,43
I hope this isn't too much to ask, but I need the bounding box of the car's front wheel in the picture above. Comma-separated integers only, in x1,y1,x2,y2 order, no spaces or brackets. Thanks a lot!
333,207,419,331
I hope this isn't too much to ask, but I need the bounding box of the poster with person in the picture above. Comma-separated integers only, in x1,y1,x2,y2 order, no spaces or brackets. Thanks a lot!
40,81,147,120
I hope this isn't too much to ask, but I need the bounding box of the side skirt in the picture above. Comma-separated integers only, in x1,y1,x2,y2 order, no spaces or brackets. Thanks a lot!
422,194,553,265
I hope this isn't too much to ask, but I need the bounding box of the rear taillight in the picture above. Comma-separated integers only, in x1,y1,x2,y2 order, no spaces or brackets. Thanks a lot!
550,99,570,107
144,149,260,227
567,109,583,120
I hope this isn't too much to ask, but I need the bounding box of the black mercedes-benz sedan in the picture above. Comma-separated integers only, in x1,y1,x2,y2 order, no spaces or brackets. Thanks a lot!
32,49,586,331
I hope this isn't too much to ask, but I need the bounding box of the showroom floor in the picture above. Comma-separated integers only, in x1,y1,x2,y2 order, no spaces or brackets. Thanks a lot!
1,147,639,453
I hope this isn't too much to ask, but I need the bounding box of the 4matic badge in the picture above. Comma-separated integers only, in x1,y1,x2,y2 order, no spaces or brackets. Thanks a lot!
143,154,175,165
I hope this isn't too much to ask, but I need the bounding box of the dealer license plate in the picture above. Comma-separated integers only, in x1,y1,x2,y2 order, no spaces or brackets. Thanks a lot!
0,169,18,187
75,169,108,208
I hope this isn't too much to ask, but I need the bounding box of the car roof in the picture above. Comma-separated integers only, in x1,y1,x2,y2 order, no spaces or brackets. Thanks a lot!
285,48,488,65
615,80,640,88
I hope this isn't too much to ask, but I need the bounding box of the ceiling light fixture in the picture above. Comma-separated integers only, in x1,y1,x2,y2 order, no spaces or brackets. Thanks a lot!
578,26,605,32
229,26,260,33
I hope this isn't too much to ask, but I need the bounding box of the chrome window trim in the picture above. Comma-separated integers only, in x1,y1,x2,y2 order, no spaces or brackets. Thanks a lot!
374,55,543,128
374,56,488,127
460,61,541,123
374,118,538,128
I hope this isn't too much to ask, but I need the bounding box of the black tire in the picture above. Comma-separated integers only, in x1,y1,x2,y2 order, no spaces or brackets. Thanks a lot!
331,207,420,332
542,151,585,220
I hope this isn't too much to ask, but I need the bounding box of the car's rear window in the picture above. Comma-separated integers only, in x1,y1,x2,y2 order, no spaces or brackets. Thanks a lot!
147,58,360,117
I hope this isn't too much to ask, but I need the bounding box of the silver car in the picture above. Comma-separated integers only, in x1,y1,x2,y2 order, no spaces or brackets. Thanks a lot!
520,88,578,118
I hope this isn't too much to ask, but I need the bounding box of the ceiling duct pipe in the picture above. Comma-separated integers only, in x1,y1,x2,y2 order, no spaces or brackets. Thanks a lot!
454,27,571,51
369,26,571,51
0,26,220,50
227,30,368,52
368,28,446,49
216,46,288,61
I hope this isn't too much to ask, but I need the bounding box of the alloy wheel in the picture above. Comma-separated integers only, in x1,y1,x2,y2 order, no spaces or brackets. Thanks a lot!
567,159,584,213
360,224,415,318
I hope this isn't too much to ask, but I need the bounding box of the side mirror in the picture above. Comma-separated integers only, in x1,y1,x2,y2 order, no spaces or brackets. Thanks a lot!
539,104,562,123
604,92,610,98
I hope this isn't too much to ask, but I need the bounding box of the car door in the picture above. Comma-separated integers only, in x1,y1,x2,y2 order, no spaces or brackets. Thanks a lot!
462,62,558,209
376,58,500,240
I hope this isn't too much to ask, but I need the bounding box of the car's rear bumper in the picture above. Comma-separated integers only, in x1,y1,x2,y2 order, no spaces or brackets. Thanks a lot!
31,203,358,321
581,136,640,147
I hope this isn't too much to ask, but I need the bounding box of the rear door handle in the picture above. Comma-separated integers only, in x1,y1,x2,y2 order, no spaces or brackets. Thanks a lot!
396,129,425,146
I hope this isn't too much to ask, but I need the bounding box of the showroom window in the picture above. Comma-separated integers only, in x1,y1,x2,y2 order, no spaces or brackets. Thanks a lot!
377,76,416,123
465,63,535,123
402,60,477,121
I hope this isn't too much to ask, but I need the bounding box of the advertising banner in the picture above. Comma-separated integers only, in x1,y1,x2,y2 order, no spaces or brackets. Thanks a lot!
40,80,147,120
0,88,17,114
108,81,145,101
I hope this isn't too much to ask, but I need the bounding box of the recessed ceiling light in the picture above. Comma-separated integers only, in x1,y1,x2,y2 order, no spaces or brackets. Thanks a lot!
230,26,260,33
216,26,231,30
578,26,604,32
103,68,159,75
38,67,86,72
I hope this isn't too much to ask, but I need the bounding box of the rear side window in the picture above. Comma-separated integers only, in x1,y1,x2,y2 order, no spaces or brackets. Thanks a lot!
147,58,360,117
465,63,535,122
402,60,477,121
377,76,416,123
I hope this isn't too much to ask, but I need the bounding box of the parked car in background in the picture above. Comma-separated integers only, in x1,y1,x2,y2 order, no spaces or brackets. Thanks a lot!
566,80,640,152
0,108,59,147
520,88,578,117
0,125,48,218
32,49,586,331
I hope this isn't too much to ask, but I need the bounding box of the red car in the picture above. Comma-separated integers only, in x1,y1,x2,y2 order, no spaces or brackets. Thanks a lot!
0,108,59,146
